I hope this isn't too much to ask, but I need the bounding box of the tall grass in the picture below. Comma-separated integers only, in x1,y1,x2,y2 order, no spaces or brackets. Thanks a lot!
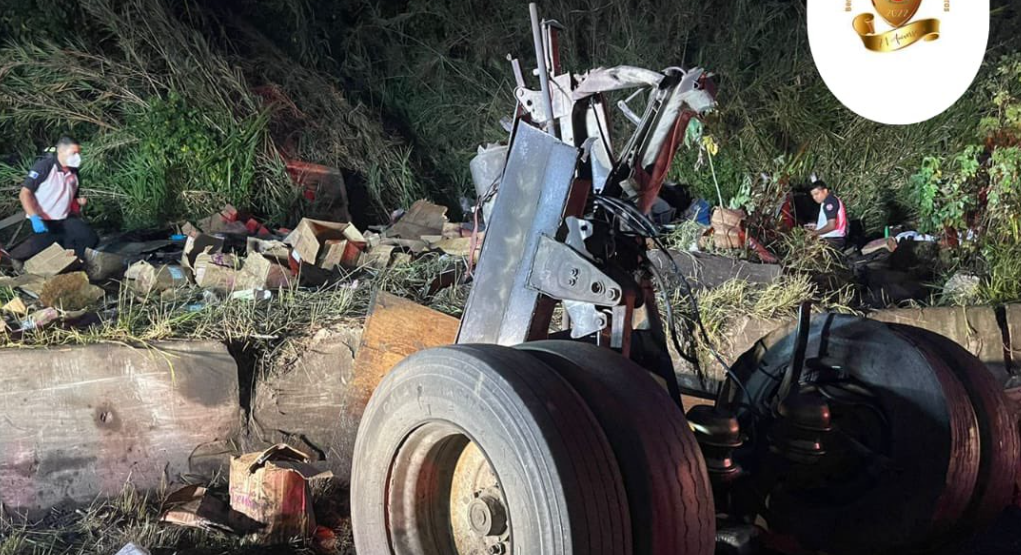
0,0,300,229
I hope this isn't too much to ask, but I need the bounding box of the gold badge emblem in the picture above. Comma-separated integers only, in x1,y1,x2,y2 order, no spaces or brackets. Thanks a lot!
853,0,944,52
872,0,922,28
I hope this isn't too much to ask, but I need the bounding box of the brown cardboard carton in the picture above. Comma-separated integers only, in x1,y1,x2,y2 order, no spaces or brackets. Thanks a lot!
127,262,188,294
284,219,366,268
194,253,241,291
246,237,291,263
24,243,79,277
239,253,294,290
182,234,225,271
160,485,234,533
387,200,448,239
228,444,332,544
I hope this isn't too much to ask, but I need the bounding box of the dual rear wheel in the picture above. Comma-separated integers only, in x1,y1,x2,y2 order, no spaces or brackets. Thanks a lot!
350,341,715,555
351,317,1019,555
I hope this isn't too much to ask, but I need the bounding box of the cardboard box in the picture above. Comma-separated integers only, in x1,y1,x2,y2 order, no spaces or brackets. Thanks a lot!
284,219,366,268
128,262,188,293
24,243,79,277
194,253,240,291
387,199,448,240
160,485,234,533
229,444,332,544
182,234,225,271
0,274,48,298
83,248,126,282
239,253,294,290
247,237,291,263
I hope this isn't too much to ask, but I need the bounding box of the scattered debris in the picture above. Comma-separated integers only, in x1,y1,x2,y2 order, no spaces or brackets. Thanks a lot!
228,444,332,544
386,199,448,240
38,272,105,311
2,296,27,316
160,485,234,533
20,307,59,331
83,248,127,281
113,543,151,555
127,262,188,294
944,272,983,304
25,243,80,277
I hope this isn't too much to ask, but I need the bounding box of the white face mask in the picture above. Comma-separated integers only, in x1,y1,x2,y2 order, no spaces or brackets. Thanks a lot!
66,153,82,168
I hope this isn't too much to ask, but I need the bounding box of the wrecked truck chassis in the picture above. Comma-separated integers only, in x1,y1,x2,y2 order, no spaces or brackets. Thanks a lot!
348,5,1021,555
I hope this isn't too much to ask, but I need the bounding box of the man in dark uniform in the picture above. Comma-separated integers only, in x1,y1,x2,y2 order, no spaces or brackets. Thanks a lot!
11,137,98,260
807,181,848,250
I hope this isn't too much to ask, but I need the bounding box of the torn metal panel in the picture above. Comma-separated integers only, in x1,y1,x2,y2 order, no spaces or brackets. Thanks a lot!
457,121,580,345
573,66,665,99
639,68,716,169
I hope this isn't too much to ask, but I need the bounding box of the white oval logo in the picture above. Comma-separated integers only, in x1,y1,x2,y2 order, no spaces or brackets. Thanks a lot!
808,0,989,125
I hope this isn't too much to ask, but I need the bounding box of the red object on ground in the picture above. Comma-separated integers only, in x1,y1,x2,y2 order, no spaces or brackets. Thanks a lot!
285,161,340,203
221,204,239,222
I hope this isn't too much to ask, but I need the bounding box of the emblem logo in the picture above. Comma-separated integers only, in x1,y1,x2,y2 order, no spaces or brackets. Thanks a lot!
853,0,941,52
873,0,922,28
807,0,989,124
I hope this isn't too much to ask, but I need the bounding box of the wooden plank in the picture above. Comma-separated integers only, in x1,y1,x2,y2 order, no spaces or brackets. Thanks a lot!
351,292,459,406
0,341,239,515
651,249,782,290
0,211,26,231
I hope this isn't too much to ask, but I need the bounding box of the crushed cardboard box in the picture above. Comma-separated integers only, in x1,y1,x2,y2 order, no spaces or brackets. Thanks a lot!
239,253,293,290
182,234,226,271
83,248,126,281
247,237,291,262
387,199,448,240
2,296,28,316
229,444,332,544
160,485,235,534
24,243,80,277
284,218,365,269
361,244,396,270
0,274,48,299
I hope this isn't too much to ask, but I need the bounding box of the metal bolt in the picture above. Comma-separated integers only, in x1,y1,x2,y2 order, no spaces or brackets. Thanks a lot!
489,545,507,555
568,278,578,287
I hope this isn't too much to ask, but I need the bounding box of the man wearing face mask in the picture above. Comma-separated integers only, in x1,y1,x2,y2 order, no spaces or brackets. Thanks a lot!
11,136,98,261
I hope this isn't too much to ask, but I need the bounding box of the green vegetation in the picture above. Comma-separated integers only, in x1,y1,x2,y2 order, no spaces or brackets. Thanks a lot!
0,0,414,231
907,53,1021,304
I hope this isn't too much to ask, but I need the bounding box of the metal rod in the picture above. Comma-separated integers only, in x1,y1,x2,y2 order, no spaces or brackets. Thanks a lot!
529,3,558,138
778,301,813,407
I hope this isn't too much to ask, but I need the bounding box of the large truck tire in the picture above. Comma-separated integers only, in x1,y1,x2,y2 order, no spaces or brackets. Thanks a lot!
517,340,716,555
891,325,1021,536
728,315,980,555
350,344,632,555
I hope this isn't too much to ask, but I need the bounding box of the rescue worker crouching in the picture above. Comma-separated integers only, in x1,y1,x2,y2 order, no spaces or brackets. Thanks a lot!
806,181,848,250
11,137,98,261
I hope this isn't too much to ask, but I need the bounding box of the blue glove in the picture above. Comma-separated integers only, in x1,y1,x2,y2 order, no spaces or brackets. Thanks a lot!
29,214,48,234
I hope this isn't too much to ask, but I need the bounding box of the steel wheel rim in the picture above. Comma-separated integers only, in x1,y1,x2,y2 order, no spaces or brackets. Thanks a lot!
386,422,512,555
